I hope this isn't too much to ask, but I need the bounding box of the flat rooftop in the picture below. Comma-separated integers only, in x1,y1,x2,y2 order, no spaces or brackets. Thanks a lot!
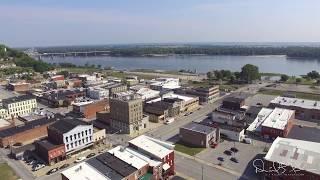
146,93,194,103
61,162,111,180
261,108,294,130
270,96,320,110
108,146,148,169
265,137,320,175
2,95,35,104
181,122,216,135
246,108,274,132
129,135,174,159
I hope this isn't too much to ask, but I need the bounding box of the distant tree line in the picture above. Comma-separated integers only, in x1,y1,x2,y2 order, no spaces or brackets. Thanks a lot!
1,45,54,73
37,45,320,59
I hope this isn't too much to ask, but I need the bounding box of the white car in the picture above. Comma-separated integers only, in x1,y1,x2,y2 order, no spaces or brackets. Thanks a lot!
32,164,45,171
75,156,86,163
242,138,252,144
164,118,174,125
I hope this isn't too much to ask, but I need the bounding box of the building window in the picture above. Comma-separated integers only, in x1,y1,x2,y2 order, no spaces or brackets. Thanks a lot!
78,140,81,145
85,130,88,136
70,135,72,141
82,139,85,144
89,129,91,134
82,131,84,136
86,137,88,142
65,137,68,142
71,143,73,148
75,141,77,146
78,133,80,138
66,144,69,150
74,134,77,139
89,137,92,141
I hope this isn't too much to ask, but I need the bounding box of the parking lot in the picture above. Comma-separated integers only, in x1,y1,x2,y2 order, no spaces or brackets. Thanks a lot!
19,143,110,177
195,139,269,180
245,94,276,107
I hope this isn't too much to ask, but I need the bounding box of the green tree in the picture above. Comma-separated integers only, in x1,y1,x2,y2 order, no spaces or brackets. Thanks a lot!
207,71,213,80
214,70,223,80
240,64,260,83
296,78,302,84
280,74,289,82
57,70,70,78
307,70,320,79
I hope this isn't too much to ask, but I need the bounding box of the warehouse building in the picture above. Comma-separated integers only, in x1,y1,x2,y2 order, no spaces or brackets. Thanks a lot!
269,96,320,122
1,95,37,118
264,137,320,180
185,85,220,104
180,122,220,148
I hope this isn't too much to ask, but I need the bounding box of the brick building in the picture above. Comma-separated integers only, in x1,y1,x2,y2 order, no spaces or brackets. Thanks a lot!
72,99,109,119
35,139,66,165
221,96,246,111
39,89,86,107
128,135,175,177
185,85,220,104
180,122,220,148
7,82,31,92
269,96,320,122
247,108,295,139
0,116,57,147
47,118,93,154
110,95,149,134
263,137,320,180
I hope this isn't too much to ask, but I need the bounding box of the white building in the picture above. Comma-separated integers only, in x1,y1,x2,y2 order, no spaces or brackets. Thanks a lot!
149,78,180,90
48,118,93,154
265,137,320,177
1,95,37,119
135,88,160,101
87,87,109,99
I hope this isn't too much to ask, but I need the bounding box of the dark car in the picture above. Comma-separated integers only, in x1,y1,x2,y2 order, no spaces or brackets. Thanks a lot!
224,150,232,156
86,153,96,158
217,157,224,162
46,168,58,175
230,157,239,163
59,164,70,170
230,147,239,153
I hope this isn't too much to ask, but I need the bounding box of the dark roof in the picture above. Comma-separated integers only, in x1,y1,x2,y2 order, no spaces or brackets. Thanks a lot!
2,95,35,105
223,96,245,104
0,116,58,138
49,118,90,134
41,89,85,101
87,152,137,179
181,122,216,135
288,125,320,143
87,158,124,180
35,139,62,150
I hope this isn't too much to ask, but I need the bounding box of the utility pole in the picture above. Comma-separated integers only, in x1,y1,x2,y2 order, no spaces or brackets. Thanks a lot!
201,165,204,180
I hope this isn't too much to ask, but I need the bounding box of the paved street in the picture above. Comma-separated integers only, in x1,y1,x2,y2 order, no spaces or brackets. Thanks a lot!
175,153,239,180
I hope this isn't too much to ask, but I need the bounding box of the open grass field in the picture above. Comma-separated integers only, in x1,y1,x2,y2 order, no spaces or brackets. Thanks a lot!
0,163,19,180
174,141,205,156
258,89,320,101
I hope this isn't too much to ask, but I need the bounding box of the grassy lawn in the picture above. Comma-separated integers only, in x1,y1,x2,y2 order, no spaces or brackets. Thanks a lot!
285,77,316,85
0,163,19,180
187,80,211,88
57,67,100,73
174,141,205,156
258,89,320,101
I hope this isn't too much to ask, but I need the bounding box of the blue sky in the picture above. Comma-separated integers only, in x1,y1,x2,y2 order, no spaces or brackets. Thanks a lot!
1,0,320,47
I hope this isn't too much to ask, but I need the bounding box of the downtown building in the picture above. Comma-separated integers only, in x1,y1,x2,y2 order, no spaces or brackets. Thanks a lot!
110,94,149,135
263,137,320,180
269,96,320,122
0,95,37,119
61,135,175,180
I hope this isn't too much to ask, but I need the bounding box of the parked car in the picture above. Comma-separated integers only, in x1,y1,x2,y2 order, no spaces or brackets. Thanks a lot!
224,150,232,156
32,164,45,171
86,153,96,158
59,164,70,170
164,118,175,125
27,160,37,166
46,168,58,175
230,157,239,163
75,156,86,163
230,147,239,153
242,138,252,144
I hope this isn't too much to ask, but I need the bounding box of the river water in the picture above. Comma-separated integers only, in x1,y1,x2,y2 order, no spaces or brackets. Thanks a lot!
41,55,320,75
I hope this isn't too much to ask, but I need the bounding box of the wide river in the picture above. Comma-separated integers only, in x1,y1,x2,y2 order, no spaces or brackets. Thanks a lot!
41,55,320,75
